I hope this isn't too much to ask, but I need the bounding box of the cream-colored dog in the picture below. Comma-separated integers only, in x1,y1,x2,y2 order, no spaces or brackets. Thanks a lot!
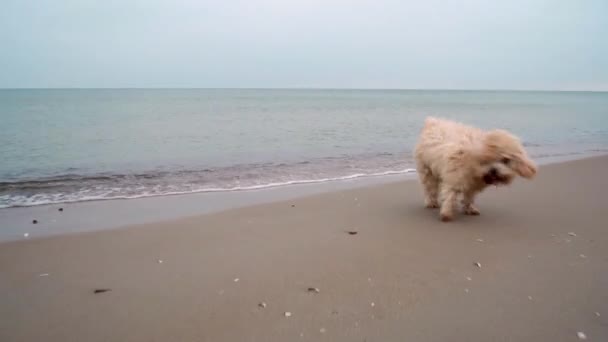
414,117,537,221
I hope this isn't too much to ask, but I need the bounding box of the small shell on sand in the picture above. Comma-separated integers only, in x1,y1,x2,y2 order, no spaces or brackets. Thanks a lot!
370,302,375,307
39,273,49,277
234,278,240,282
577,331,587,340
284,312,292,317
466,276,472,281
157,259,163,264
347,231,358,235
568,232,577,237
24,233,30,238
473,262,481,268
258,302,267,308
307,287,320,293
595,312,601,317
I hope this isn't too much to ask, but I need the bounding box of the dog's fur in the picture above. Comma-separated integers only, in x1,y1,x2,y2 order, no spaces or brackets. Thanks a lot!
414,117,537,221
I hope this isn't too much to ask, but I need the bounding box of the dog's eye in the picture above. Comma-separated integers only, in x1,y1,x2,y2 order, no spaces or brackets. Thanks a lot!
501,157,511,164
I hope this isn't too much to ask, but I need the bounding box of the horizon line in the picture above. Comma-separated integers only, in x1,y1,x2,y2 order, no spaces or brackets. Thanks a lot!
1,87,607,93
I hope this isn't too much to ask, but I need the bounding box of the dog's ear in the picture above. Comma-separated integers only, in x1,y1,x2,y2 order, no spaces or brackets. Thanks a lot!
476,131,504,163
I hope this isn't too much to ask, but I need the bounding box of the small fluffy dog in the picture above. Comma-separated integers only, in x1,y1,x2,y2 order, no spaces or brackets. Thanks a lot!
414,117,537,221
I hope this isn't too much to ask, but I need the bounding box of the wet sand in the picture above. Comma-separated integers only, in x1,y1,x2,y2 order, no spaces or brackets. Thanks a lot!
1,156,607,341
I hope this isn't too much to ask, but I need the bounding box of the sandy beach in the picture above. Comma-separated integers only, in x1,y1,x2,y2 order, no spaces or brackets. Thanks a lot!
1,156,607,341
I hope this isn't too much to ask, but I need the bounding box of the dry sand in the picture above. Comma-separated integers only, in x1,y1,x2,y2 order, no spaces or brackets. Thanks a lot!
1,156,607,341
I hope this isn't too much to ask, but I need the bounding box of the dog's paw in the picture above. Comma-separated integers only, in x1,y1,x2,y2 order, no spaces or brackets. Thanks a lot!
463,206,480,216
425,201,440,209
440,213,453,222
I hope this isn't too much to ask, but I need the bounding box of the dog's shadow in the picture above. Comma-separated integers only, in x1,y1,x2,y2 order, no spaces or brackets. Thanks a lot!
398,202,519,232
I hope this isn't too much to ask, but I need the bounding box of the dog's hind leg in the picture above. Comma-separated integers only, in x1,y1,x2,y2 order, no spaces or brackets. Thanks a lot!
462,190,480,216
417,166,439,209
439,185,458,222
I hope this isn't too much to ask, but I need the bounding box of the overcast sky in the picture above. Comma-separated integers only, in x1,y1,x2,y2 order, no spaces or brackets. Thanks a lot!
1,0,607,90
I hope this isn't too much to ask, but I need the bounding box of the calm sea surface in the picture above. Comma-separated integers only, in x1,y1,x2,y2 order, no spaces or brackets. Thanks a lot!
1,89,607,208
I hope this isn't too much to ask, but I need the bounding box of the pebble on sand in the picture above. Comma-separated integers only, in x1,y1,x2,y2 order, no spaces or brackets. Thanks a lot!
308,287,320,293
473,262,482,268
284,312,292,317
577,331,587,340
258,302,267,308
568,232,577,237
58,208,64,212
32,220,37,224
347,231,358,235
94,289,111,294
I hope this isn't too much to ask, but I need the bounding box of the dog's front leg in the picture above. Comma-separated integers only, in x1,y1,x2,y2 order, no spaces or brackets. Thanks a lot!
462,190,480,216
439,186,458,222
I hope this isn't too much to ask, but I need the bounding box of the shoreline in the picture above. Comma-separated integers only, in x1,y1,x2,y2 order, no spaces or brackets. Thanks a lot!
0,151,605,244
1,152,607,243
1,155,607,341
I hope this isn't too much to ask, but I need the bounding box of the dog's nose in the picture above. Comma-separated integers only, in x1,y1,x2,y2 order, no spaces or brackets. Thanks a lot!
489,167,498,176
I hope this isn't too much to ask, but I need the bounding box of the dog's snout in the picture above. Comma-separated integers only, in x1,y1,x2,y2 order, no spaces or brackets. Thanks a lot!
489,167,498,176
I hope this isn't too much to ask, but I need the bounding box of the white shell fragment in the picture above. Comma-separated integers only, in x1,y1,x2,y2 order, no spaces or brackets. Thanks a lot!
234,278,240,282
307,287,320,293
258,302,267,308
473,262,481,268
157,259,163,264
466,276,472,281
24,233,30,238
577,331,587,340
371,302,375,307
284,311,292,317
568,232,577,237
39,273,49,277
476,238,484,243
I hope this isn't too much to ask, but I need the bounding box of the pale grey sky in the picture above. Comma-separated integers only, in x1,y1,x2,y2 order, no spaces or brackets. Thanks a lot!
1,0,607,90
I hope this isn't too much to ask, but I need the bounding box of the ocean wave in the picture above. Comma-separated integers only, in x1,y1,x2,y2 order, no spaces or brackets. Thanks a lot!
0,168,415,209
